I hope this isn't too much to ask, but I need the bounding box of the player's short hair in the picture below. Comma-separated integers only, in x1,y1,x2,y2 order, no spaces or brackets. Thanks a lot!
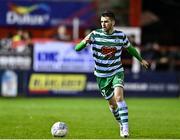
101,11,116,21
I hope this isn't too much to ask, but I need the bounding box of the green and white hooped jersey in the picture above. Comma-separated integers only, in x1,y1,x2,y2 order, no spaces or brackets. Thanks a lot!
88,29,131,77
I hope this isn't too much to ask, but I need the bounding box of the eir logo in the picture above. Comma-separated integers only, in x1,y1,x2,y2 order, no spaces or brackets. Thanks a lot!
101,46,117,58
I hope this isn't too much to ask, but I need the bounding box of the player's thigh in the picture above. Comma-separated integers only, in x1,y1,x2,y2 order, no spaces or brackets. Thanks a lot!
113,72,125,101
96,76,114,100
112,72,124,88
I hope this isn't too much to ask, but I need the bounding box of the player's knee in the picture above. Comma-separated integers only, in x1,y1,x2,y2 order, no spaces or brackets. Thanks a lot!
115,95,123,102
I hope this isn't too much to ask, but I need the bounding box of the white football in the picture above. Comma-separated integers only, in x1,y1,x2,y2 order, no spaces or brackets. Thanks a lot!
51,122,68,137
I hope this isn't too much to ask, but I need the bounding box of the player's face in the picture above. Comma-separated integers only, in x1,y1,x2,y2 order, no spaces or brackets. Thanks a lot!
101,16,115,33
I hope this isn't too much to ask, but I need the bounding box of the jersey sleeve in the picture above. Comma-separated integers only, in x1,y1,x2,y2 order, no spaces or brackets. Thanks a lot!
88,31,95,43
123,33,131,48
75,31,94,51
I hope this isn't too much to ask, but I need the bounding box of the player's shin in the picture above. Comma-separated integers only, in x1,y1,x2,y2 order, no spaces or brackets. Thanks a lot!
117,100,129,136
109,107,122,125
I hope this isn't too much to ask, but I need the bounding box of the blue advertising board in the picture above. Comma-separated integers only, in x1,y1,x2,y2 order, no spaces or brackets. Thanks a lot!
0,0,96,27
124,72,180,97
25,72,180,97
33,41,94,72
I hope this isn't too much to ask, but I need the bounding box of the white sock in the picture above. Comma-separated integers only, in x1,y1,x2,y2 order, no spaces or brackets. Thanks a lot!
117,100,129,130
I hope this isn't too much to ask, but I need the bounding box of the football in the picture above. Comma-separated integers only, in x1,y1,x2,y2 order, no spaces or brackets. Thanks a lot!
51,122,68,137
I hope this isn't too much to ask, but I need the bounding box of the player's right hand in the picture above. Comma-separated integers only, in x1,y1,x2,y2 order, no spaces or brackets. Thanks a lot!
82,32,92,44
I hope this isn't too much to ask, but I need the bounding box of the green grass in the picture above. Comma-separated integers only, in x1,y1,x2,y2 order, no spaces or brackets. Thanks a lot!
0,97,180,139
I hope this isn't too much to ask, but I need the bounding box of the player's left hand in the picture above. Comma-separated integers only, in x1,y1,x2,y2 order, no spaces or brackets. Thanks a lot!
140,59,149,69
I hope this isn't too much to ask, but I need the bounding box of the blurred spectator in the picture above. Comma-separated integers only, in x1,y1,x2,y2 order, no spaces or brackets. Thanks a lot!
12,29,24,52
142,42,159,70
131,39,178,72
168,47,180,71
22,31,33,47
142,42,155,60
156,48,170,71
11,29,33,53
12,29,23,43
142,42,172,71
22,31,33,53
53,25,71,41
0,33,13,51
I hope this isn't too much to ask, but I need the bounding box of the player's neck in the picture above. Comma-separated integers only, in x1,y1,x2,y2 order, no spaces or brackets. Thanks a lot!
104,28,114,35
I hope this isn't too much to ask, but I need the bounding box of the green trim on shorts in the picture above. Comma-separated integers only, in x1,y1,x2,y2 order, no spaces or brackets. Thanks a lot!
96,72,124,100
105,91,114,100
113,84,124,88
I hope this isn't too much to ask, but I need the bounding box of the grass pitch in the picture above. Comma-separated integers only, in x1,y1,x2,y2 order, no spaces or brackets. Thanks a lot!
0,97,180,139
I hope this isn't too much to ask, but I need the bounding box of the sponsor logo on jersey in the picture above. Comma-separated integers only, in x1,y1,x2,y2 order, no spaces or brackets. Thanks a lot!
101,46,117,58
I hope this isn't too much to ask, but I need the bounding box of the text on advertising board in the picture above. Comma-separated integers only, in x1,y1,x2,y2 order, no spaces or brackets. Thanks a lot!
29,74,87,92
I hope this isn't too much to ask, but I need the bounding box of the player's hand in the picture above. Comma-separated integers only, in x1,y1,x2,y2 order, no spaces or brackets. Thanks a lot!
82,32,92,44
140,59,149,69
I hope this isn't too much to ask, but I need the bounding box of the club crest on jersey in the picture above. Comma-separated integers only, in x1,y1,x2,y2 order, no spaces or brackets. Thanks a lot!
101,46,117,58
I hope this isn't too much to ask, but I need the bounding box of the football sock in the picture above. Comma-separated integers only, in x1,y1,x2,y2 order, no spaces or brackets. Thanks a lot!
109,107,122,125
117,100,129,129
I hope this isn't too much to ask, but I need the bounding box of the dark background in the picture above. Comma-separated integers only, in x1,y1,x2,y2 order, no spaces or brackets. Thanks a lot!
142,0,180,45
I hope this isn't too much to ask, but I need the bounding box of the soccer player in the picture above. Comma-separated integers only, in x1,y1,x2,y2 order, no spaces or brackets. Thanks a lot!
75,11,149,138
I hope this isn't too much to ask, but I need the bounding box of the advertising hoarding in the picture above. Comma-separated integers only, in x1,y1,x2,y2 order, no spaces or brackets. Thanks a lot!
33,41,94,72
0,0,96,27
26,72,180,97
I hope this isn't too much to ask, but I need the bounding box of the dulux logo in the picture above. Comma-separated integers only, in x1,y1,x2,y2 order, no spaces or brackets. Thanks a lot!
6,3,50,25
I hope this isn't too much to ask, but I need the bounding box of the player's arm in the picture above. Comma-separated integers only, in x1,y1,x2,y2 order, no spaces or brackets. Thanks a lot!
75,41,87,51
75,33,92,51
126,44,149,69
